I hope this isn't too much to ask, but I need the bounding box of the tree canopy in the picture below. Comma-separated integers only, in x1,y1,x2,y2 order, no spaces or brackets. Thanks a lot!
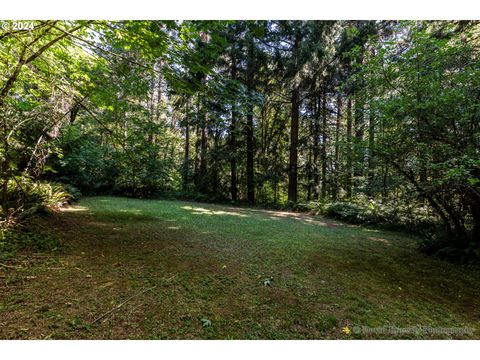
1,20,479,253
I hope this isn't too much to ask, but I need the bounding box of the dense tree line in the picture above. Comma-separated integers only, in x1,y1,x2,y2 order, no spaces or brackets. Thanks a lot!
0,20,479,251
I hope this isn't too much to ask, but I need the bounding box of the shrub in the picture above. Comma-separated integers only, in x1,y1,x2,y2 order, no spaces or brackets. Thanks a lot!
60,183,82,202
319,197,438,234
325,202,367,224
419,233,480,264
1,178,80,228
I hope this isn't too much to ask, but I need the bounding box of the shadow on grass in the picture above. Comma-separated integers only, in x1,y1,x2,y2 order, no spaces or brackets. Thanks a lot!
4,196,480,339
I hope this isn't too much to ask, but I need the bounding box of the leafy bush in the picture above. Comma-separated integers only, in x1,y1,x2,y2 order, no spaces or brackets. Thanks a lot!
324,202,367,224
1,178,80,227
289,201,323,213
53,126,178,198
419,231,480,264
315,197,439,234
60,183,82,202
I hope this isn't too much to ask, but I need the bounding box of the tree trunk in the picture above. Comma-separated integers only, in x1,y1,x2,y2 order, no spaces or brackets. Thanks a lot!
333,93,342,201
193,120,201,188
230,118,238,202
354,94,364,180
246,40,255,205
307,142,312,202
1,116,9,218
246,108,255,205
312,94,320,200
229,59,238,201
346,96,353,198
199,108,208,192
320,88,328,199
470,195,480,244
288,31,301,203
182,113,190,191
367,101,375,195
288,86,300,203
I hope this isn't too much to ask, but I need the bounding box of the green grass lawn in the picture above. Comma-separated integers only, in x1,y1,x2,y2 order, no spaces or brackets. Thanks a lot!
1,196,479,339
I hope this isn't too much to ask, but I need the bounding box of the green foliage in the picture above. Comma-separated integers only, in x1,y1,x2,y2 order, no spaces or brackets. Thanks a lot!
1,20,479,258
323,197,438,234
200,318,212,328
420,233,480,264
1,178,78,227
324,202,366,223
54,123,178,198
356,21,480,244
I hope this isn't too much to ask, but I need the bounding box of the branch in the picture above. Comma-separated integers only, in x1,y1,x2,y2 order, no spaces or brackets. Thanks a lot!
91,286,156,325
0,22,89,106
51,23,161,75
25,22,90,64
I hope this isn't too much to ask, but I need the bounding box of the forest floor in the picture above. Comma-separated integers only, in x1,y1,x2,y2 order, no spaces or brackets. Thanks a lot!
1,196,480,339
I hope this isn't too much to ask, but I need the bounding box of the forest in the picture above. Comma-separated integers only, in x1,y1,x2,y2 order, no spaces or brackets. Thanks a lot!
1,20,480,339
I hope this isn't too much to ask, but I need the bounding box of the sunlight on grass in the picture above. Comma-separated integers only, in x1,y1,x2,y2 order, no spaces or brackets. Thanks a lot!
12,196,476,340
181,206,249,218
367,236,391,245
60,205,88,212
297,217,331,227
119,209,143,215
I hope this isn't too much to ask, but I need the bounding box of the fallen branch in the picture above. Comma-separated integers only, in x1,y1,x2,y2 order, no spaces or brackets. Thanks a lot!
91,286,156,325
0,263,22,269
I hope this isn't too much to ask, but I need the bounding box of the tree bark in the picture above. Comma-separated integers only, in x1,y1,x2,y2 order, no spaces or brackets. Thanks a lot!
246,107,255,205
245,39,255,205
288,30,301,203
367,101,375,195
346,96,353,198
229,59,238,201
333,93,342,201
312,94,320,200
182,106,190,191
354,94,364,179
198,104,208,193
320,88,328,199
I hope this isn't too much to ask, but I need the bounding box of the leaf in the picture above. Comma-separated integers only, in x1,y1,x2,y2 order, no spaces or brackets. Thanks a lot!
200,318,212,327
468,178,480,186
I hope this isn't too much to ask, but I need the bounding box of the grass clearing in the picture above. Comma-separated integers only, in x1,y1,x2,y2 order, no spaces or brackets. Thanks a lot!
1,196,479,339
